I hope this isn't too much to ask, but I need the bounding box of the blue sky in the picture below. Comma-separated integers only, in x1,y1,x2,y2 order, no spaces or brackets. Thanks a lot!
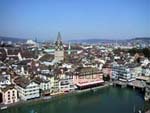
0,0,149,41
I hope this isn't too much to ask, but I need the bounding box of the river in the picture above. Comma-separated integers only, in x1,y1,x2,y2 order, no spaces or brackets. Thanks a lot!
1,86,150,113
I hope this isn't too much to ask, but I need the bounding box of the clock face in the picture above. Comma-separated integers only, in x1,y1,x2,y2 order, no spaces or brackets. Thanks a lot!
55,46,59,50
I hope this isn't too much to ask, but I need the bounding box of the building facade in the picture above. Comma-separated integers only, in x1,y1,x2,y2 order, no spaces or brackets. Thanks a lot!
112,64,133,81
73,67,104,89
58,73,75,92
34,77,51,96
15,80,40,100
1,85,18,104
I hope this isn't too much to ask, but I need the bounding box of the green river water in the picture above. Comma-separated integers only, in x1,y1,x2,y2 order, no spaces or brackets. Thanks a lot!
1,86,150,113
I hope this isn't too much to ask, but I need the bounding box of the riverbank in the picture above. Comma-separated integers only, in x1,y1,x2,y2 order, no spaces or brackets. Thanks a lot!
1,86,148,113
0,82,111,110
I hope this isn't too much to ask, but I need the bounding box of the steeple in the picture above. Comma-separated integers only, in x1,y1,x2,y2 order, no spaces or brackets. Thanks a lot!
55,32,63,51
57,32,62,41
35,37,37,43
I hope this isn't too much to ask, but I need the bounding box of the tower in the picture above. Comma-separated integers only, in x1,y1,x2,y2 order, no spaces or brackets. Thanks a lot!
54,32,64,62
68,42,71,55
34,37,38,59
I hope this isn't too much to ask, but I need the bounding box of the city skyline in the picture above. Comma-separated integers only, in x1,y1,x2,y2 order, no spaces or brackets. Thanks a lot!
0,0,150,41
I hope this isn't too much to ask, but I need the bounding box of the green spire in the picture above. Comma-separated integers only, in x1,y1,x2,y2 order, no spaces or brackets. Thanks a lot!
68,42,71,55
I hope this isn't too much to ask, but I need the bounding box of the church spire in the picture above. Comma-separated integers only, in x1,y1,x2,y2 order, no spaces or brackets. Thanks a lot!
57,32,62,41
55,32,64,51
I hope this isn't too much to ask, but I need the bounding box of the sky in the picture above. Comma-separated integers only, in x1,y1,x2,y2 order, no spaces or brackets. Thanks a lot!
0,0,149,41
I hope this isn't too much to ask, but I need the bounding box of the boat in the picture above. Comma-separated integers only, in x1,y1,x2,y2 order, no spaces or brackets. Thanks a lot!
138,110,142,113
0,106,7,110
30,109,38,113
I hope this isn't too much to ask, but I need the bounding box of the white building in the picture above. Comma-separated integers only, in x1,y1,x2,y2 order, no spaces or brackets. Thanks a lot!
55,69,75,92
141,58,150,66
38,73,55,92
0,73,11,88
142,66,150,77
34,77,51,96
112,64,133,81
15,79,40,100
127,64,142,77
59,74,75,92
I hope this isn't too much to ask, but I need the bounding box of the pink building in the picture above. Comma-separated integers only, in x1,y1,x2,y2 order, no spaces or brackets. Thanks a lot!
73,67,104,89
1,85,18,105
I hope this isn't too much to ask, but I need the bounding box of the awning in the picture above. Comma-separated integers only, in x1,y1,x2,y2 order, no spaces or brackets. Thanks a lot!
76,80,104,87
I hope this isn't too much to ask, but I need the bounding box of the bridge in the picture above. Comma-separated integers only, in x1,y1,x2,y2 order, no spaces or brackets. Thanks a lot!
113,80,146,90
113,81,127,88
128,80,146,89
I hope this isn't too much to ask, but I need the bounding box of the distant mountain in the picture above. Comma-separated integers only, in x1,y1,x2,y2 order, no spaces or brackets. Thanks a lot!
128,37,150,44
69,39,117,44
130,37,150,41
69,37,150,44
0,36,27,43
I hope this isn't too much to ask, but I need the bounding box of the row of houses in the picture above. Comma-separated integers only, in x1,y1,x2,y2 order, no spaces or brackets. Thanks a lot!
0,66,104,105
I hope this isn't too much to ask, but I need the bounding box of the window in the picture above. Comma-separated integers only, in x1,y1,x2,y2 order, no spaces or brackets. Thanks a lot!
12,91,15,96
8,97,10,100
86,75,90,79
7,91,10,97
8,91,10,94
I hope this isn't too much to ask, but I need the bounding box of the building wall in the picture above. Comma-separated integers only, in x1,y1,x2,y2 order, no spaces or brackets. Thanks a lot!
112,66,132,80
40,82,51,92
131,67,142,77
0,80,11,88
2,89,18,104
59,79,75,92
102,68,112,77
73,73,103,85
16,82,40,100
54,50,64,61
142,68,150,76
52,79,59,93
48,77,54,91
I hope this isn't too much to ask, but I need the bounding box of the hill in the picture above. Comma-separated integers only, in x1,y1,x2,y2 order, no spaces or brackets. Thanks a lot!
0,36,27,43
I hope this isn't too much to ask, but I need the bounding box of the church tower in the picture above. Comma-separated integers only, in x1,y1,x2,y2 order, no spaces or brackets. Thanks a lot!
54,32,64,62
